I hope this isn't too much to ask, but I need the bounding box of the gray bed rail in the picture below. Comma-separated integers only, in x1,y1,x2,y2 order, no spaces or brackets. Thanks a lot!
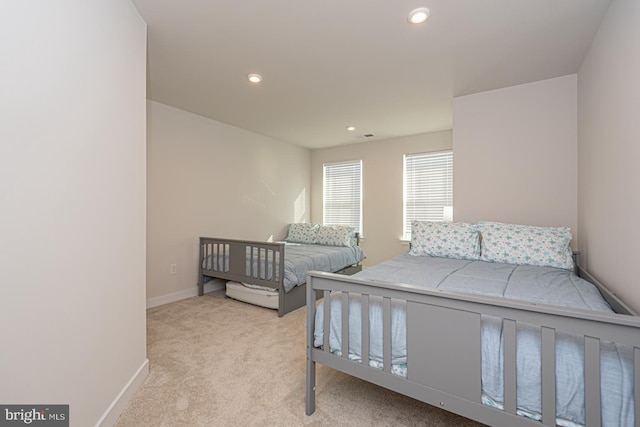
305,271,640,426
577,265,638,317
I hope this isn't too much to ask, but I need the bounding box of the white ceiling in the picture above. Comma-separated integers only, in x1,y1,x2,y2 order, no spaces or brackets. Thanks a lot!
132,0,611,150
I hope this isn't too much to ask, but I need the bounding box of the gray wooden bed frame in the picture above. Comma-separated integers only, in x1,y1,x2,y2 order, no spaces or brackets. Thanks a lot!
198,236,362,317
305,264,640,426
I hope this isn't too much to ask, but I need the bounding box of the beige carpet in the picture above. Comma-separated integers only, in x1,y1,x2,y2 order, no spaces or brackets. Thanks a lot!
115,290,486,426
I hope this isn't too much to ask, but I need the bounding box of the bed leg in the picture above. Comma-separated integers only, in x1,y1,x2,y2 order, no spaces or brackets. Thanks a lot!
198,277,204,296
305,355,316,415
198,239,205,296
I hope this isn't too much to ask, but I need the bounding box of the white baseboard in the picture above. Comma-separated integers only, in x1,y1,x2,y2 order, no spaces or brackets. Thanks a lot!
96,358,149,427
146,280,226,308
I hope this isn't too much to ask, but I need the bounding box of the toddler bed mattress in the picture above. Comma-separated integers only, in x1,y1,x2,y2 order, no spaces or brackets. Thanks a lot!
225,281,279,310
314,253,634,427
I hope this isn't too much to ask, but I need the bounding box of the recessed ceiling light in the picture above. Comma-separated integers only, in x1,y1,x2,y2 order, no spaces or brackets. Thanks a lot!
346,126,356,131
408,7,430,24
247,73,262,83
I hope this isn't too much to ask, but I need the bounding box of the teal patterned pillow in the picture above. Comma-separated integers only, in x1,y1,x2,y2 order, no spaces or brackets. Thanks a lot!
478,221,574,270
315,225,355,247
409,221,481,260
285,223,319,244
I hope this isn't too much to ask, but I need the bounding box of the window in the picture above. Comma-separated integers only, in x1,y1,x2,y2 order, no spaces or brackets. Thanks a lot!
403,150,453,240
323,160,362,234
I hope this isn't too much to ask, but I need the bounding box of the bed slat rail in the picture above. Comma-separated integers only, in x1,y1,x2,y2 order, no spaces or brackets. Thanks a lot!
635,348,640,425
341,292,349,360
503,318,517,416
541,327,556,426
198,237,285,296
584,336,602,427
361,294,370,366
383,297,392,374
306,271,640,426
323,290,330,351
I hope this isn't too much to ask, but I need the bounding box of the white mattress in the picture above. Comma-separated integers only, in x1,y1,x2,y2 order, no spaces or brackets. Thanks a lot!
225,281,279,310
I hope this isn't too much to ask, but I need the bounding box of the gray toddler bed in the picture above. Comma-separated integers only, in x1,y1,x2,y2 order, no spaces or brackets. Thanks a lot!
306,221,640,427
198,236,364,317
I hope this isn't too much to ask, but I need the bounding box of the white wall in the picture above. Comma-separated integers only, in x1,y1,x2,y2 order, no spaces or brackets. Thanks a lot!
453,75,578,241
311,131,452,266
147,101,311,304
0,2,148,426
578,0,640,313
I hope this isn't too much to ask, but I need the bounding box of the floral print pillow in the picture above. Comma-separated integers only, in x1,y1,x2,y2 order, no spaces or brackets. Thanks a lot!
410,221,481,260
478,221,574,270
315,225,355,247
285,223,319,244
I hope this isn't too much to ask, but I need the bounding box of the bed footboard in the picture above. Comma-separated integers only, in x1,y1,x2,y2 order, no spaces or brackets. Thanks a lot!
305,272,640,426
199,237,286,307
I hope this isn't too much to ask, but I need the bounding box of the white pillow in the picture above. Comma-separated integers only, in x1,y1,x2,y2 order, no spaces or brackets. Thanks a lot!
478,221,574,270
285,223,319,244
315,225,355,247
410,221,481,260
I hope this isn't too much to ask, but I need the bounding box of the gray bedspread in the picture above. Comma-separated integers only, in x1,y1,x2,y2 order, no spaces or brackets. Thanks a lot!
314,253,634,427
281,244,364,292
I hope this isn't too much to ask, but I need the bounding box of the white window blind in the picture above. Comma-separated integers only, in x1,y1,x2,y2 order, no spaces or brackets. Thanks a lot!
403,150,453,240
323,160,362,234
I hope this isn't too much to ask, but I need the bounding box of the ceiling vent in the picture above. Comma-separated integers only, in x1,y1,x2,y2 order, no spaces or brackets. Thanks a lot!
355,133,375,139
